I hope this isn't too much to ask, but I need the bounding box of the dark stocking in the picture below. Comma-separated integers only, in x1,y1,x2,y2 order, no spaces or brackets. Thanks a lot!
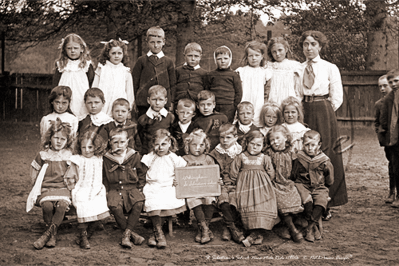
203,205,215,221
220,203,234,223
41,201,54,225
52,201,68,226
109,206,127,230
193,206,206,223
126,202,143,231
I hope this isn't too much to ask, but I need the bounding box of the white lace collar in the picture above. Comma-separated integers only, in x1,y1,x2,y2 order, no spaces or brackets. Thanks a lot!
215,142,242,158
59,59,91,72
40,149,72,161
105,60,127,69
90,112,113,126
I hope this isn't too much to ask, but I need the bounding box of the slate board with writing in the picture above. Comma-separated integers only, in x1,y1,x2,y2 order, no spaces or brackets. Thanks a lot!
175,165,221,199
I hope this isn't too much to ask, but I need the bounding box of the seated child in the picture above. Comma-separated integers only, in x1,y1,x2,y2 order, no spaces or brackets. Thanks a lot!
181,129,216,244
258,101,283,136
104,98,142,153
40,86,78,145
206,45,242,122
230,130,279,247
67,129,110,249
192,90,228,151
265,125,304,243
171,98,196,156
174,42,207,104
138,85,175,155
103,128,147,248
235,101,259,146
281,96,310,153
27,118,76,250
291,130,334,242
209,123,244,243
78,87,113,139
141,129,187,249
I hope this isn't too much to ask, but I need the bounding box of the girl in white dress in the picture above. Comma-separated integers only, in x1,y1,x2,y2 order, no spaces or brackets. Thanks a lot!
53,34,94,120
67,129,110,249
40,86,78,146
141,129,187,248
265,37,302,106
281,96,310,153
236,41,270,126
93,39,134,117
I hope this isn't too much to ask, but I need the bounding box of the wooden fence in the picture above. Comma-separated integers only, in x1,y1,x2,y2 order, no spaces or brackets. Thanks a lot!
0,71,389,126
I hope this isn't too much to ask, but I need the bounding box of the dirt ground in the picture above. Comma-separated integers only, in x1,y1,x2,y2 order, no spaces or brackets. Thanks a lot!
0,121,397,265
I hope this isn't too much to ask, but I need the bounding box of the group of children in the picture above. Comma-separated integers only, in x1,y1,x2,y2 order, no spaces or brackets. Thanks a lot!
28,25,335,250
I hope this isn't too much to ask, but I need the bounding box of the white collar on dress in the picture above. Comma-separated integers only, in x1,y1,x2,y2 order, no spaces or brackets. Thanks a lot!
146,107,168,119
183,62,200,70
90,112,113,126
306,55,320,64
147,51,165,59
238,121,253,134
215,142,242,158
105,60,124,68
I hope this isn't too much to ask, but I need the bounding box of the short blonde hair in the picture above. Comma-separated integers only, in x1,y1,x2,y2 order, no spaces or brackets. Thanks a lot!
177,98,196,112
146,26,165,40
184,42,202,55
148,85,167,98
281,96,304,123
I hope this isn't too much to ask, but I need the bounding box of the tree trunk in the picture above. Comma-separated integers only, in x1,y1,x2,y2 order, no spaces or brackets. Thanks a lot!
175,0,196,67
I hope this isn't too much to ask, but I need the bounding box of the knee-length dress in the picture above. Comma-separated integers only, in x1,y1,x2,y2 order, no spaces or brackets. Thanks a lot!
142,152,187,216
69,155,110,223
266,148,303,215
230,152,279,230
182,154,216,209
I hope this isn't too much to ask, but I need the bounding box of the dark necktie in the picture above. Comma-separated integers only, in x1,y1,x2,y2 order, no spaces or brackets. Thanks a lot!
303,61,315,90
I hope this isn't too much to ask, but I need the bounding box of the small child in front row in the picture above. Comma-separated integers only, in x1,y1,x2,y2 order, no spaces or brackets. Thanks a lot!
181,129,216,244
104,98,142,153
40,86,78,145
93,39,134,117
174,42,207,104
281,96,310,153
171,98,196,156
27,118,76,250
265,125,304,243
78,87,113,139
258,101,283,136
138,85,175,155
230,130,279,247
209,124,244,243
206,45,242,122
141,129,187,249
103,128,147,248
235,101,259,146
192,90,228,151
291,130,334,242
67,129,110,249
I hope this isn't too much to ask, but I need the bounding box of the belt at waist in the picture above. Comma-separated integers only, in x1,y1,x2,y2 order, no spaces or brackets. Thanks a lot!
303,94,329,102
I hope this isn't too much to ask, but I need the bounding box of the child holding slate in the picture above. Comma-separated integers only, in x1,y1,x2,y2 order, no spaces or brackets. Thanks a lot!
181,129,216,244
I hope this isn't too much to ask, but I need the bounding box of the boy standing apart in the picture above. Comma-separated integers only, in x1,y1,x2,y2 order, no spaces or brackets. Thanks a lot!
380,70,399,207
133,26,176,118
192,90,228,151
171,98,196,156
174,43,207,105
137,85,174,155
374,75,394,203
206,46,242,122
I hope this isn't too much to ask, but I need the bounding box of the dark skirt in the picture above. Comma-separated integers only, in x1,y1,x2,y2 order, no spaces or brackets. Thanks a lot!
303,100,348,207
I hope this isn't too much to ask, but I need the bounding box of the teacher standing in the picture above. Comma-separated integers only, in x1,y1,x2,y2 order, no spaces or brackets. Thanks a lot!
299,30,348,211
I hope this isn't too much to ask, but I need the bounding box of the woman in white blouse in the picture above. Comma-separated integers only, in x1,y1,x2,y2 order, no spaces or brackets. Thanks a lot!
299,31,348,214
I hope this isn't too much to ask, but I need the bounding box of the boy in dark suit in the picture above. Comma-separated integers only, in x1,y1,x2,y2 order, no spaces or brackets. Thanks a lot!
132,26,176,118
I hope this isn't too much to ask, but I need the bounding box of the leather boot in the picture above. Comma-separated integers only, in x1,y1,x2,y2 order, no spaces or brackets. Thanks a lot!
304,222,315,242
199,221,211,244
45,224,58,247
222,226,231,241
227,223,245,243
33,225,52,250
147,229,157,247
121,229,133,248
195,224,202,243
314,224,322,240
155,225,166,249
206,220,214,240
242,231,257,247
130,230,145,245
80,230,91,249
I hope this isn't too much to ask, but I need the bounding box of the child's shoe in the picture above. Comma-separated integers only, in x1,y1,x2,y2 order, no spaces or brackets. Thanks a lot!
304,225,315,242
121,229,133,248
33,224,53,250
155,226,167,249
206,220,214,240
290,227,304,243
80,229,91,249
314,224,322,240
130,231,145,245
195,225,202,243
199,221,212,244
242,231,257,247
227,223,245,243
253,234,264,245
222,226,231,241
148,233,157,247
294,216,308,228
45,224,58,248
279,226,291,240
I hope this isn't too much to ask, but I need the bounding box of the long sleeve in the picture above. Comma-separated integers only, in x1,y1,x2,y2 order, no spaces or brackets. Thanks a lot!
328,64,343,111
52,67,62,87
374,101,381,133
136,156,148,189
168,61,177,103
263,155,275,182
132,58,143,96
103,165,109,192
324,160,334,187
233,72,243,107
125,69,135,109
229,155,242,186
